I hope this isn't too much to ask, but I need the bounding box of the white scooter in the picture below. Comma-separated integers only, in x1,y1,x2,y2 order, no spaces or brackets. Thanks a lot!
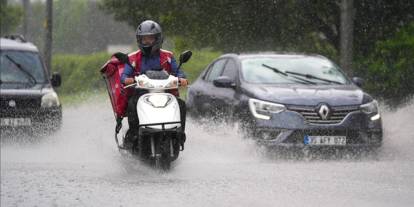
116,51,192,170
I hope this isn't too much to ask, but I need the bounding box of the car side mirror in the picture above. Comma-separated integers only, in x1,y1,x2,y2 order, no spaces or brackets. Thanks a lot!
213,76,236,88
352,77,364,87
51,72,61,87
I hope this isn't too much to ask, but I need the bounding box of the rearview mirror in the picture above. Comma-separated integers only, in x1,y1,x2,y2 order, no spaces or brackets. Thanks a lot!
51,72,61,87
213,76,236,88
179,50,192,64
352,77,364,87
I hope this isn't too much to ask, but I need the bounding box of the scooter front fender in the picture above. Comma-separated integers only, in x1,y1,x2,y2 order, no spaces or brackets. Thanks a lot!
137,93,181,129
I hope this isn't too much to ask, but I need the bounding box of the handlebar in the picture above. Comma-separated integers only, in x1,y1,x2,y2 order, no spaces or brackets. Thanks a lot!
123,79,186,90
123,82,137,89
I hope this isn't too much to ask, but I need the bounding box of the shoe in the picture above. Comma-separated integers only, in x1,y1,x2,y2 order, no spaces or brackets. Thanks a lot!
180,133,186,151
120,130,133,149
121,137,133,149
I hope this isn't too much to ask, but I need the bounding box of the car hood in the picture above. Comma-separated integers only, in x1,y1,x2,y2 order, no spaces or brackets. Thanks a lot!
243,83,368,106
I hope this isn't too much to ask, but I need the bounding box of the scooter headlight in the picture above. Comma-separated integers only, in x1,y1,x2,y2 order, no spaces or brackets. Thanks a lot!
165,79,178,88
138,80,155,88
144,94,172,108
248,98,286,120
136,75,155,88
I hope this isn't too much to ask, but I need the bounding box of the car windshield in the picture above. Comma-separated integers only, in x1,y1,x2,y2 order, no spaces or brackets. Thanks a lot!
241,56,350,85
0,50,47,86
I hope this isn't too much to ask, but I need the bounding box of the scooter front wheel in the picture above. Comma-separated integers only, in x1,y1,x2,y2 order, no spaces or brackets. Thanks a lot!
152,135,172,171
154,155,171,171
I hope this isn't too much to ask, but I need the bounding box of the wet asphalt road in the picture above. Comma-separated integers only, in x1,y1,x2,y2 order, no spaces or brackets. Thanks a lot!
1,97,414,207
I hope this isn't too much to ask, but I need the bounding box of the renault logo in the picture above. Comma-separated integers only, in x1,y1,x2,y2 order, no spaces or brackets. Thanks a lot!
8,100,16,108
318,104,330,120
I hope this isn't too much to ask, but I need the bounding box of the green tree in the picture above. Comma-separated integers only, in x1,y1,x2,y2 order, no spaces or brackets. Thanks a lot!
356,23,414,105
0,0,23,35
101,0,315,52
101,0,413,55
21,0,135,54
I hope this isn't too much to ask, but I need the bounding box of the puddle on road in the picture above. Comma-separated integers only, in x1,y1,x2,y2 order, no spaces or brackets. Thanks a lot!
1,97,414,172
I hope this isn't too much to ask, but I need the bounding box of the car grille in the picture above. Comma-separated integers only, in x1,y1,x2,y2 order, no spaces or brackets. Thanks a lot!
0,97,41,110
287,105,360,124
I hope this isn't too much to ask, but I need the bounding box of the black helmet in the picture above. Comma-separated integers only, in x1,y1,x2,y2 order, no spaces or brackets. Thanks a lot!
136,20,163,56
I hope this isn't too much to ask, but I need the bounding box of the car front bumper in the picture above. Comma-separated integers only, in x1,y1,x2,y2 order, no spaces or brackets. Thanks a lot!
0,106,62,131
249,110,383,148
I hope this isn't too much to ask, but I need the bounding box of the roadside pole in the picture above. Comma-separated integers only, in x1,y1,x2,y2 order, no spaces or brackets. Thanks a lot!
44,0,53,71
340,0,355,75
22,0,29,38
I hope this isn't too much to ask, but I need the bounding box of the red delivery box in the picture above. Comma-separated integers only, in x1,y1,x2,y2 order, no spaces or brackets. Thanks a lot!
100,55,131,119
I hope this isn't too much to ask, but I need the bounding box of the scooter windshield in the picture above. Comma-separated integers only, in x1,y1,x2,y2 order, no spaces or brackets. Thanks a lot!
144,70,170,80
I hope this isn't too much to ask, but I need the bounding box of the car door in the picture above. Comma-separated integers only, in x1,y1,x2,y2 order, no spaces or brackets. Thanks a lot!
212,58,239,119
191,58,227,115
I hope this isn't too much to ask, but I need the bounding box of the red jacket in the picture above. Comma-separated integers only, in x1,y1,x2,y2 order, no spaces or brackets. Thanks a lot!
127,49,179,96
127,49,174,75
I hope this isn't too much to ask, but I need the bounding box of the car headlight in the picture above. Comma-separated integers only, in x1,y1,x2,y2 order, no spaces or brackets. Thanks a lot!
360,100,379,114
41,92,60,108
144,94,172,108
248,98,286,120
360,100,381,121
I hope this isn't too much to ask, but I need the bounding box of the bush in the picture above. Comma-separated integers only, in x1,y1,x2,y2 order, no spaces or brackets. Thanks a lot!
51,50,221,100
355,23,414,106
52,52,109,95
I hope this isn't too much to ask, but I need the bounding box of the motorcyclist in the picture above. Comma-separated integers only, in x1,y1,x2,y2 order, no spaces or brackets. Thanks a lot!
120,20,188,148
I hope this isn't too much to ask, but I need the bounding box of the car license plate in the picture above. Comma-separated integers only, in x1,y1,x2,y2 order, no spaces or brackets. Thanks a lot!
0,118,32,127
304,135,346,146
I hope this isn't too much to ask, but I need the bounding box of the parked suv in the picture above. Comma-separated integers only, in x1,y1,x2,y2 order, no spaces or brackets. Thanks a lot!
0,35,62,133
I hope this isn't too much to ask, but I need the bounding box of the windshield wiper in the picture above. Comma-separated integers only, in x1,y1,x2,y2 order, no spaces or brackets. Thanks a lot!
262,64,316,85
262,64,342,85
4,55,37,85
285,71,343,85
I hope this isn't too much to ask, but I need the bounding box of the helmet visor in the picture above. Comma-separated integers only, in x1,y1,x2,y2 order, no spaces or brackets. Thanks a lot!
137,34,158,47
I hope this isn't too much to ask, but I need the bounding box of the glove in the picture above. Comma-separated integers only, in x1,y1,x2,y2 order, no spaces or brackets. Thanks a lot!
179,78,189,87
113,52,130,65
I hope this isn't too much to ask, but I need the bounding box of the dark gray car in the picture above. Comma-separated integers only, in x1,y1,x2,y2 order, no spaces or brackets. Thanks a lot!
187,53,383,148
0,36,62,133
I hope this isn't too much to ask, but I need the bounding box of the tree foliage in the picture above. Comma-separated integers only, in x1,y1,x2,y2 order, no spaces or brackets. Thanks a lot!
0,0,23,35
52,0,135,54
101,0,413,57
18,0,135,54
356,23,414,105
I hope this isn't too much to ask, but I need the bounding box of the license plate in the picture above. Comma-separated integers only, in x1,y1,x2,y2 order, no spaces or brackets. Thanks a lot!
0,118,32,127
304,135,346,146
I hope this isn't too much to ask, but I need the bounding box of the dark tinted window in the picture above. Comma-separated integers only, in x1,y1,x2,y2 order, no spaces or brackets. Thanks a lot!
222,59,238,80
0,50,47,86
205,59,227,82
